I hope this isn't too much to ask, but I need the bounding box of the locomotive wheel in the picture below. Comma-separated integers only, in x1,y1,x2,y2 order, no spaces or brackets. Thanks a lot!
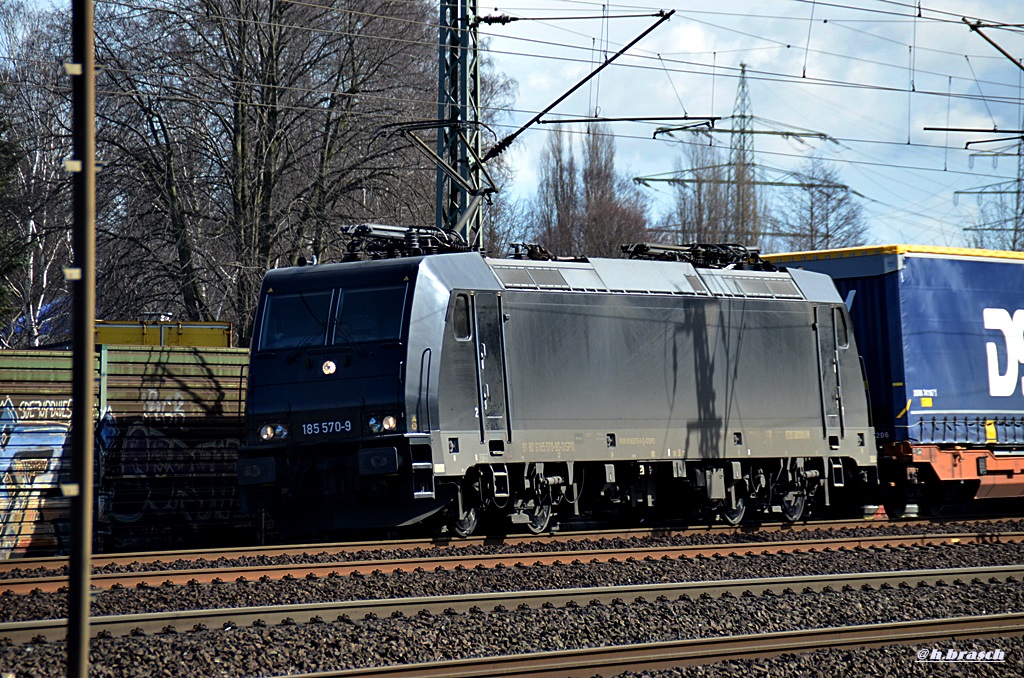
780,491,806,522
524,502,553,534
721,495,747,526
450,506,479,538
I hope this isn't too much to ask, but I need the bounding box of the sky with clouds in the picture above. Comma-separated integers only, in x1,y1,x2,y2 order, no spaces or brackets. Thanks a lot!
480,0,1024,247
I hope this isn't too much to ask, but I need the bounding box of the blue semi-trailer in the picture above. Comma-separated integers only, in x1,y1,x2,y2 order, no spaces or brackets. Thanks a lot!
768,245,1024,505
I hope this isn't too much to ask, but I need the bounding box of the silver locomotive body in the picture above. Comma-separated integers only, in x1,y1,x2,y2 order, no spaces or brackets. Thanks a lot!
239,251,875,534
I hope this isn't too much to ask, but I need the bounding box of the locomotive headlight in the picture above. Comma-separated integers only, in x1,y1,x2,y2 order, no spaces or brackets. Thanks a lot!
368,415,397,433
259,423,289,441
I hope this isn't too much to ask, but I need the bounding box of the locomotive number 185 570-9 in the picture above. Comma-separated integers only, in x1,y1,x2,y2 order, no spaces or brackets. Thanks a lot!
301,420,352,436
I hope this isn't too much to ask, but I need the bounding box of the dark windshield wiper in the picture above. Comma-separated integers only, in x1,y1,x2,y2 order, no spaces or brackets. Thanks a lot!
284,323,328,364
281,292,331,363
333,323,368,356
283,333,322,364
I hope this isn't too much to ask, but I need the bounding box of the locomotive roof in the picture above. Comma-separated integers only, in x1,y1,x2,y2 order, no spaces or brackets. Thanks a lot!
483,255,842,304
261,252,843,304
262,256,423,286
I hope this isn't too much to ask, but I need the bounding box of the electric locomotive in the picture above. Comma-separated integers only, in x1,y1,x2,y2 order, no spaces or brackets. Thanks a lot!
237,227,876,536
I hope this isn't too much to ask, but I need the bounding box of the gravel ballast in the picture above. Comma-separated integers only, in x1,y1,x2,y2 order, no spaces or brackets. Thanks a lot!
1,579,1022,677
3,540,1024,622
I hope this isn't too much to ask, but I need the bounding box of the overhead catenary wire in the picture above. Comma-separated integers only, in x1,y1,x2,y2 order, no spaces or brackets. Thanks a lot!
485,0,1023,93
7,0,1017,112
4,54,1019,174
98,0,1019,100
2,71,1017,188
5,0,1022,243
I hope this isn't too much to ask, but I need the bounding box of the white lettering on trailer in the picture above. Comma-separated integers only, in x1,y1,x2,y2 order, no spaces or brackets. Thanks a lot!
984,308,1024,397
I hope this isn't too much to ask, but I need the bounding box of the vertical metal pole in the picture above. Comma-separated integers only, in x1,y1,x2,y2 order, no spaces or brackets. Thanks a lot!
463,0,482,247
68,0,96,673
436,0,482,247
455,0,470,242
436,0,458,234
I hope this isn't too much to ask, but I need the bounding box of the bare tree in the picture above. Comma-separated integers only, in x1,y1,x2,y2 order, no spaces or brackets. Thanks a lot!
771,157,867,252
531,126,582,256
580,124,648,256
655,141,732,245
967,193,1024,252
529,124,649,257
90,0,437,344
0,85,25,323
0,0,520,344
480,188,531,258
0,2,74,347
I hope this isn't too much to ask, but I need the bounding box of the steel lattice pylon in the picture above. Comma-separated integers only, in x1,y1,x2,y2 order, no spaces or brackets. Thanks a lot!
729,63,760,245
436,0,483,248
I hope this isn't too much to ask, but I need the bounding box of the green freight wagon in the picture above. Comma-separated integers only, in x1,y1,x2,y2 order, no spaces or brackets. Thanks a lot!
0,346,248,557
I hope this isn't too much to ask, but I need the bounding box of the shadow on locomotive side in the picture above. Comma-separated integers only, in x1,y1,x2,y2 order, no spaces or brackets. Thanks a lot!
237,226,1024,538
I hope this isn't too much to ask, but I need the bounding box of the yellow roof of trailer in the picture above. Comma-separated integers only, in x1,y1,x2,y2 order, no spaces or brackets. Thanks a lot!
94,320,233,347
764,244,1024,263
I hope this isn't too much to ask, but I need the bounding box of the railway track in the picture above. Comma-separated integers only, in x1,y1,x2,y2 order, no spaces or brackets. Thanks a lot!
2,515,1016,578
2,564,1021,643
293,613,1024,677
3,531,1019,595
3,532,1022,677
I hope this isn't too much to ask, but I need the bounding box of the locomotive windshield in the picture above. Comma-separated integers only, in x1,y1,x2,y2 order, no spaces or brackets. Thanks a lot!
258,285,407,351
259,290,333,351
333,286,407,345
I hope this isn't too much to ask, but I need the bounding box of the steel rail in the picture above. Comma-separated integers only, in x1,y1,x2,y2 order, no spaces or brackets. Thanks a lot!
0,520,859,573
2,531,1020,596
3,516,1015,575
291,613,1024,677
2,564,1021,643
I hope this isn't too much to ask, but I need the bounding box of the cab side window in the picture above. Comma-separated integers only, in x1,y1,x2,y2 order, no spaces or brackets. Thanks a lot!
453,294,472,341
834,307,850,349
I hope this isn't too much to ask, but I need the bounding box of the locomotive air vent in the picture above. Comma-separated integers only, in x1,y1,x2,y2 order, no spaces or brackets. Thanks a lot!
493,266,569,290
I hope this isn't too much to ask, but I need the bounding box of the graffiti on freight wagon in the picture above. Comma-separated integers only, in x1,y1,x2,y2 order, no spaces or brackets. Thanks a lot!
4,396,73,422
4,388,206,422
1,393,245,557
0,401,70,560
141,389,191,421
119,424,239,476
104,423,240,525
